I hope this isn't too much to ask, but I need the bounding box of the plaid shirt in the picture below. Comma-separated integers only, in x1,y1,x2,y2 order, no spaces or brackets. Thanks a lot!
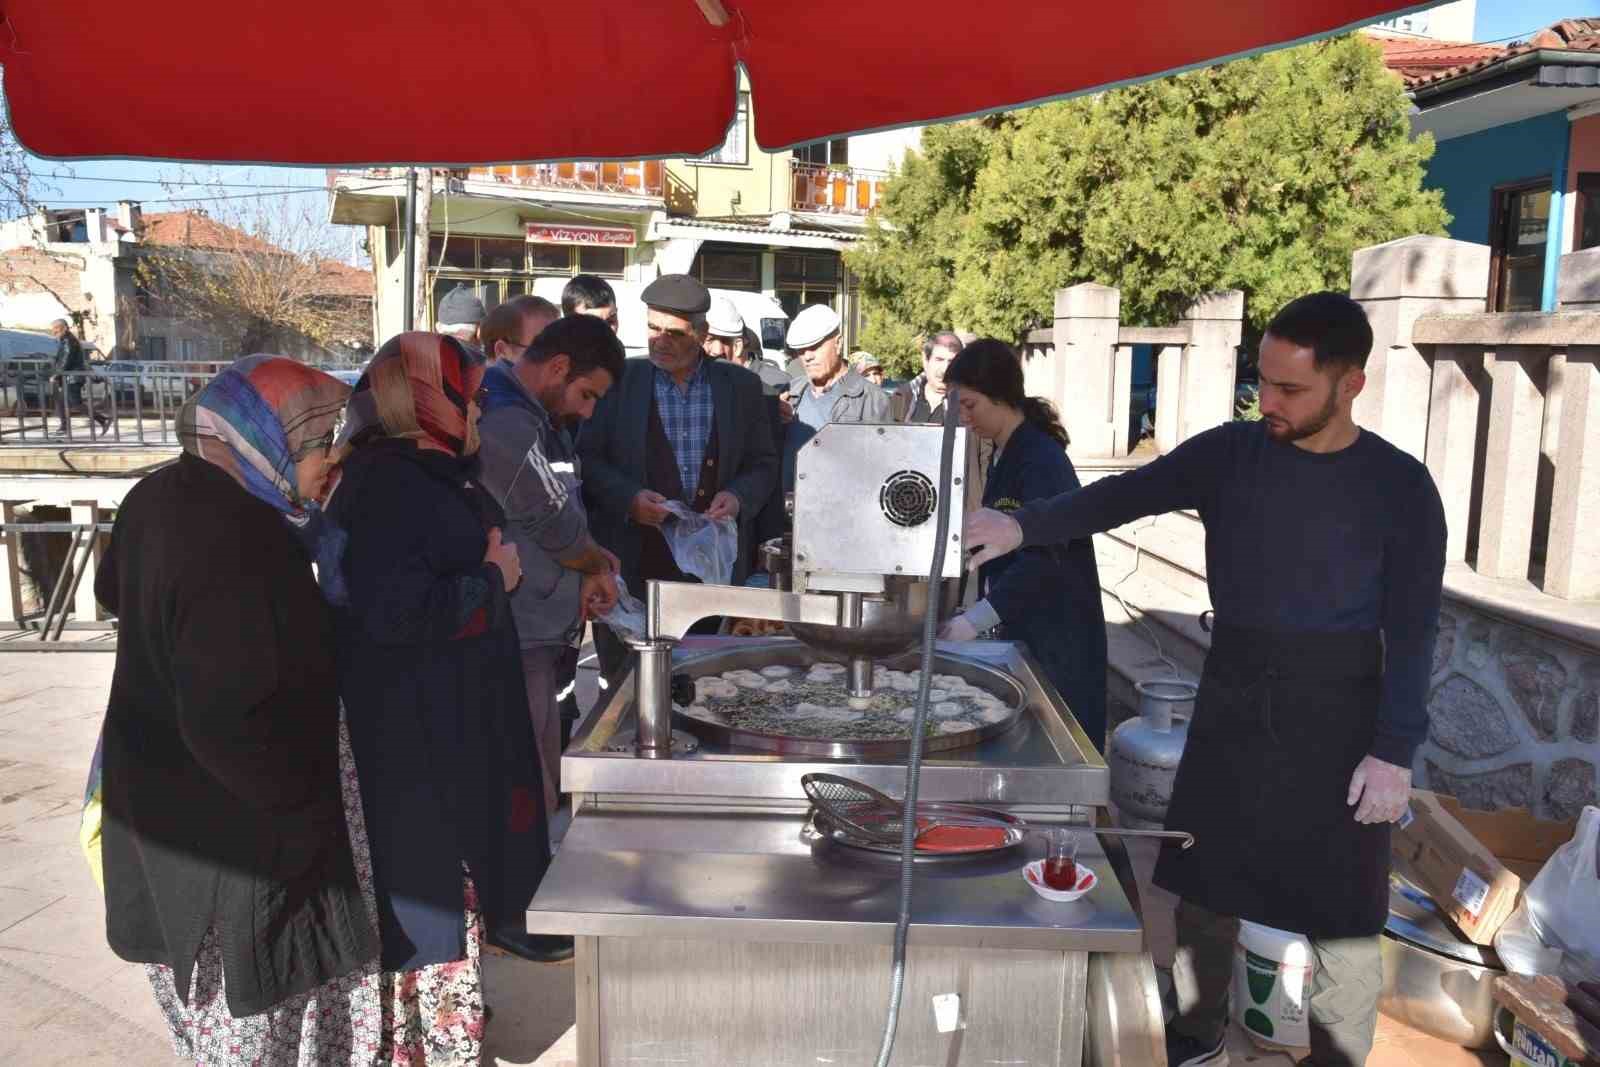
652,358,714,503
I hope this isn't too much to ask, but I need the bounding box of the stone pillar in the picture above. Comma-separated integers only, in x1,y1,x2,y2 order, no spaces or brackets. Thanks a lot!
1426,346,1486,564
1545,346,1600,599
1557,247,1600,310
71,501,103,622
1476,351,1546,580
1053,283,1122,458
1154,344,1186,455
1351,235,1491,462
1179,291,1243,443
1112,343,1134,457
0,503,23,625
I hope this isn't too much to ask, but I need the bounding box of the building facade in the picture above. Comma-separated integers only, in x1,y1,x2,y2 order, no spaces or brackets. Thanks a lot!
1378,19,1600,311
329,73,923,352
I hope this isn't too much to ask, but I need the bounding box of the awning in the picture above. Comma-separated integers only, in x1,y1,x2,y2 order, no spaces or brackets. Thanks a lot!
2,1,1423,165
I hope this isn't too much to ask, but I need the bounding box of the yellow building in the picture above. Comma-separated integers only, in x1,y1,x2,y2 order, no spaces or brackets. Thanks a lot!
328,74,920,351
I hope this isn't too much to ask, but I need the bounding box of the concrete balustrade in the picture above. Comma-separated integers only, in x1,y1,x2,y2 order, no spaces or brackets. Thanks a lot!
1019,286,1242,460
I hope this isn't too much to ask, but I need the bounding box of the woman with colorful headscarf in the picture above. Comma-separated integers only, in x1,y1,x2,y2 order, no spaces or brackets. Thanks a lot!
94,355,381,1064
325,333,560,1058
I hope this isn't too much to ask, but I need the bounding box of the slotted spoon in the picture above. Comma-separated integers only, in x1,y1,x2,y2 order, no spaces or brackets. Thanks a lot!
800,772,1195,849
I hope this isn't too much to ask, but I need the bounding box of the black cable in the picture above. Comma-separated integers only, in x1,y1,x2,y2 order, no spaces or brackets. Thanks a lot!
875,386,961,1067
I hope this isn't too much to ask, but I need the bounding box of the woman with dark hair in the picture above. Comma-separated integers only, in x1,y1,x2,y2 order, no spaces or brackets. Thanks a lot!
325,332,562,1060
95,356,382,1064
940,339,1110,750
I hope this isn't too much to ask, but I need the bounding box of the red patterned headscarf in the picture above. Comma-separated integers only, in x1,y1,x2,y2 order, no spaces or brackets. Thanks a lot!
337,333,486,456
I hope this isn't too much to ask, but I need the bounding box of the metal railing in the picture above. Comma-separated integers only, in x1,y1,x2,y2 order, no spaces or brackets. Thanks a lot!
789,161,889,215
0,360,229,446
0,520,117,649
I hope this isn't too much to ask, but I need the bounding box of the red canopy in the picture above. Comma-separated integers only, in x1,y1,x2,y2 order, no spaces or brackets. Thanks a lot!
3,1,1419,164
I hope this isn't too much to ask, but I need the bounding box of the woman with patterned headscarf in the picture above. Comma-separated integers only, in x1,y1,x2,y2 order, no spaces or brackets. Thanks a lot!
325,333,560,1060
94,355,382,1065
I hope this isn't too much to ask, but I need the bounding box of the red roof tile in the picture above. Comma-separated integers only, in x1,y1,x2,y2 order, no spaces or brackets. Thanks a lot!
1375,18,1600,90
310,258,374,298
140,210,283,254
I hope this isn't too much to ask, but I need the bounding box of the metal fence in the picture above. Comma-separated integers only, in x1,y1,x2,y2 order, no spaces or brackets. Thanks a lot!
0,360,231,446
0,520,117,649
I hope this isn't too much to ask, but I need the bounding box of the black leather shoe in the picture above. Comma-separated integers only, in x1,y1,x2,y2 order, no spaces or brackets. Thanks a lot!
487,930,575,964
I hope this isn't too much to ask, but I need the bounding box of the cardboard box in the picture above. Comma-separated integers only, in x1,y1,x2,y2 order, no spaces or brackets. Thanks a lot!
1435,794,1579,884
1392,790,1524,946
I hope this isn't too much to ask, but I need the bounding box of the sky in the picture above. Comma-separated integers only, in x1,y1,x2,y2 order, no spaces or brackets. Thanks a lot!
1475,0,1600,42
14,0,1600,248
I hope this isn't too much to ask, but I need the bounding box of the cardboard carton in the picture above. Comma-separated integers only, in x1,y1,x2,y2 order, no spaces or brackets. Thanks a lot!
1392,790,1524,946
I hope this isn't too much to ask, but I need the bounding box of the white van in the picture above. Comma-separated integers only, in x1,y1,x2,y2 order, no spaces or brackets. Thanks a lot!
530,278,789,366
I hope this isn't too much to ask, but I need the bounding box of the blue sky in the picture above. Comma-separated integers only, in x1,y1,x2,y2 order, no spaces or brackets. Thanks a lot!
1476,0,1600,42
17,0,1600,231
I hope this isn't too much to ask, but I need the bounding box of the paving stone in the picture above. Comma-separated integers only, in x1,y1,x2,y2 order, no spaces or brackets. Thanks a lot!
1427,675,1519,759
1544,758,1597,822
1573,689,1599,745
1425,760,1534,812
1498,636,1568,742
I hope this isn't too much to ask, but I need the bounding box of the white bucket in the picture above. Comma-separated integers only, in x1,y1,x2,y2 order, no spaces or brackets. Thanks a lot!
1234,920,1314,1049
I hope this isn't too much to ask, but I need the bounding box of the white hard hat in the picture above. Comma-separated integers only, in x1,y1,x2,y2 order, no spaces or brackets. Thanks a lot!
786,304,841,350
706,295,744,339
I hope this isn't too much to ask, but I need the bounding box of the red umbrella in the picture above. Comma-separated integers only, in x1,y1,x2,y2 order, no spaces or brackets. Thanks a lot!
4,0,1418,164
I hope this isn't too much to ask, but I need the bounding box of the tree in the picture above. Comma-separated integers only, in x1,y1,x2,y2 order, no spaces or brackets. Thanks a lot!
847,35,1449,367
135,192,373,362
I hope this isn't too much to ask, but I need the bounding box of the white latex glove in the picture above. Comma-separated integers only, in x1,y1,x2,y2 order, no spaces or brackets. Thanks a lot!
939,615,979,643
1347,755,1412,824
964,508,1023,570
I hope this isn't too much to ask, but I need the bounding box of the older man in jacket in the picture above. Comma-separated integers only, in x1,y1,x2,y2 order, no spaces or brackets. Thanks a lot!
579,274,778,692
780,304,891,492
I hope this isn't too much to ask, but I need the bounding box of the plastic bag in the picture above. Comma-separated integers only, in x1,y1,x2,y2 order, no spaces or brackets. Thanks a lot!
661,502,738,586
1494,805,1600,982
600,576,648,641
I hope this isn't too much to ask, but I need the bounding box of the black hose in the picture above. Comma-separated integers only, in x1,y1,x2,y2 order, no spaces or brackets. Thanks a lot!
874,387,962,1067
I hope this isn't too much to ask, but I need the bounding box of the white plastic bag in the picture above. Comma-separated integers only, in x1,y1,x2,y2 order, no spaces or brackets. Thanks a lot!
661,501,737,586
599,577,648,641
1495,805,1600,982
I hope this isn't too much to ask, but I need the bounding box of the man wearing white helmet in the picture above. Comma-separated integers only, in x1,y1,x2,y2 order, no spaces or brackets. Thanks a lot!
780,304,890,491
706,296,789,393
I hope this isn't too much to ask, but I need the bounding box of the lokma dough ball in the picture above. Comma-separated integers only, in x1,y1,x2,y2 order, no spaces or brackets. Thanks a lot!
696,678,739,701
723,669,768,689
760,665,792,679
936,719,977,734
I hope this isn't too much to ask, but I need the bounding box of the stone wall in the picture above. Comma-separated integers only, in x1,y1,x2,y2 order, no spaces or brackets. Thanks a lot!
1419,597,1599,819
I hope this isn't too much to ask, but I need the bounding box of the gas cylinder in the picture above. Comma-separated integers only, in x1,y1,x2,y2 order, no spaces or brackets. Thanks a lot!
1108,679,1197,827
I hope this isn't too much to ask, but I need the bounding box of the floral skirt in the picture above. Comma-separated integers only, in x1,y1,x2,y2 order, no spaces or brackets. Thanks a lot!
145,719,485,1067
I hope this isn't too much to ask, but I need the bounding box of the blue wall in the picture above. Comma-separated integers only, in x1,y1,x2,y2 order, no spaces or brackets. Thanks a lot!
1425,111,1572,310
1427,111,1571,246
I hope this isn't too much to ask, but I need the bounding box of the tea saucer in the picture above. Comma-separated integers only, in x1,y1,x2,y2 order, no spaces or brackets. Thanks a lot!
1023,860,1097,902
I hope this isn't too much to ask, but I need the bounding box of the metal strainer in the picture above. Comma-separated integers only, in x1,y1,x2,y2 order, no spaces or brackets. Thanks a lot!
800,773,911,844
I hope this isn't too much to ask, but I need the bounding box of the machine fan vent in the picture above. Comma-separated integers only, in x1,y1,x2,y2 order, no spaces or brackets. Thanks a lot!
879,470,937,528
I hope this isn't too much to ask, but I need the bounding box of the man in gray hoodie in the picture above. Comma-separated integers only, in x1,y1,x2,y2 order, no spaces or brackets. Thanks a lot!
477,313,625,816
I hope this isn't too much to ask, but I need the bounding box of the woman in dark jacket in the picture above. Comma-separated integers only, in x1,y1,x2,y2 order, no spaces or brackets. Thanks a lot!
940,340,1110,751
96,355,379,1064
325,333,561,1025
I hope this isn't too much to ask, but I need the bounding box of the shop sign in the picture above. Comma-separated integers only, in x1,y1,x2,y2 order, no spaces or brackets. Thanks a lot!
525,223,636,248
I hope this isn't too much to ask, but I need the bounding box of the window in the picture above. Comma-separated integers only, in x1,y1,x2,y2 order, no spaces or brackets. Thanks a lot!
1490,181,1551,312
176,338,200,361
794,138,849,167
579,246,626,276
478,237,527,271
428,234,476,270
139,336,168,361
1577,173,1600,252
530,245,573,273
698,92,750,166
694,249,761,291
775,252,842,319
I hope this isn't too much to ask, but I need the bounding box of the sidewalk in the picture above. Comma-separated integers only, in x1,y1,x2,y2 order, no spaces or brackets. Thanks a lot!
0,652,577,1066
